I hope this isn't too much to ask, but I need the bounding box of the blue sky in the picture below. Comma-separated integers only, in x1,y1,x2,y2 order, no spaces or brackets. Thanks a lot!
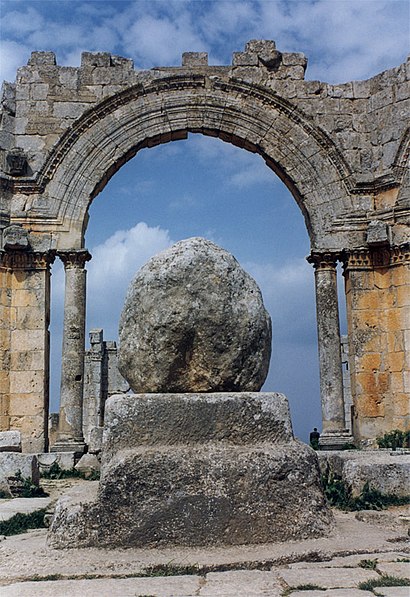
1,0,409,441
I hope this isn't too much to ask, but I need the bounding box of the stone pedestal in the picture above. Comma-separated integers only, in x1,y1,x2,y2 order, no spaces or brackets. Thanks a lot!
48,392,333,549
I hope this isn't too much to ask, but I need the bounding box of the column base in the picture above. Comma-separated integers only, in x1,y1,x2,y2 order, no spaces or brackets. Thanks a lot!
51,439,86,458
319,429,355,451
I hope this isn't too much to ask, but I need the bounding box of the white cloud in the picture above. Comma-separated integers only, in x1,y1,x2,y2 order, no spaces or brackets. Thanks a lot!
86,221,173,337
0,40,31,82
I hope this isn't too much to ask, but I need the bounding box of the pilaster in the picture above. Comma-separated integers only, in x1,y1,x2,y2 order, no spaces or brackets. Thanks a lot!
342,243,410,442
0,249,55,452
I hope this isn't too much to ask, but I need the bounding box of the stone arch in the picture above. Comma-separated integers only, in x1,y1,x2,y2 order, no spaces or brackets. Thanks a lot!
39,76,353,251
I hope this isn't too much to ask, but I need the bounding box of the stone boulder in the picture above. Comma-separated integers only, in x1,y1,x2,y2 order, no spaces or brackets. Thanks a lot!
118,238,271,393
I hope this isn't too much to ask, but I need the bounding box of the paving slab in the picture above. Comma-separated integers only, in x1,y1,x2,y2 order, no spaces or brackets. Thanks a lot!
376,588,410,596
0,497,51,521
199,569,283,595
279,567,379,589
0,576,201,596
376,561,410,577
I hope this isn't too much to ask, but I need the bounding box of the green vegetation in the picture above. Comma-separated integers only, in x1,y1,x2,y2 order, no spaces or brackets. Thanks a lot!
358,558,378,570
0,509,47,536
12,470,48,498
376,429,410,450
282,585,325,595
358,575,410,592
322,470,410,511
41,461,100,481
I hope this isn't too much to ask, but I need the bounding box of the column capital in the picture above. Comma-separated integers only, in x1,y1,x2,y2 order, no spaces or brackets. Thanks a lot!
307,251,340,271
0,249,56,271
57,249,92,269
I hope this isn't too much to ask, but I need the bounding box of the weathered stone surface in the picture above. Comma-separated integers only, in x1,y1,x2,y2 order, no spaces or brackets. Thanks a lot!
318,450,410,497
0,452,39,484
36,451,75,474
74,453,100,477
48,392,333,549
118,238,272,393
0,430,21,452
102,392,293,464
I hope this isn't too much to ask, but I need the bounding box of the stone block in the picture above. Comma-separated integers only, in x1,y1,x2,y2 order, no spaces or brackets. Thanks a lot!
366,220,390,246
232,52,258,67
318,451,410,497
88,426,103,454
75,453,100,477
81,52,111,67
36,451,75,474
102,392,294,464
48,392,333,549
0,430,21,452
28,52,56,66
0,452,39,484
182,52,208,66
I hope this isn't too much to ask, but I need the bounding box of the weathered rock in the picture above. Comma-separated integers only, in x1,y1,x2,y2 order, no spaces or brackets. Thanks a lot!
48,392,333,549
118,238,272,393
0,452,40,485
0,430,21,452
74,453,100,478
318,450,410,497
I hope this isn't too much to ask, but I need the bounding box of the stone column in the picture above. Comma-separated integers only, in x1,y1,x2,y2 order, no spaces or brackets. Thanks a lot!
308,251,354,449
53,250,91,455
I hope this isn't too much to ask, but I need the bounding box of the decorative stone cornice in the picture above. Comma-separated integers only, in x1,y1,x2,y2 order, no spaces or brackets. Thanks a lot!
342,242,410,271
57,249,92,269
307,251,340,271
0,249,56,271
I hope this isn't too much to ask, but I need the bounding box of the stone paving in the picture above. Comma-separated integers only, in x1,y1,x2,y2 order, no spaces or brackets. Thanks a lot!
0,485,409,596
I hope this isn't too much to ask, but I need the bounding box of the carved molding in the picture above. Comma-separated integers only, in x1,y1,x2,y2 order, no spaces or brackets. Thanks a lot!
342,242,410,271
1,75,353,197
57,249,92,269
0,249,56,271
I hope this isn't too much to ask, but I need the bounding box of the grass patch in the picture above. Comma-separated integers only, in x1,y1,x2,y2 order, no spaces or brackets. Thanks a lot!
322,470,410,511
396,557,410,562
41,461,100,481
282,585,325,595
358,575,410,591
358,558,378,570
376,429,410,450
0,509,47,536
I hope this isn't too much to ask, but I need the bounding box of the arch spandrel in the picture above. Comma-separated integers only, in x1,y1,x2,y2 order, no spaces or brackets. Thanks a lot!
35,76,353,251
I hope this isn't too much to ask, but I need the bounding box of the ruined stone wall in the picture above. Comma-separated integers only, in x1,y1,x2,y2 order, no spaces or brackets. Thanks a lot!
0,40,408,450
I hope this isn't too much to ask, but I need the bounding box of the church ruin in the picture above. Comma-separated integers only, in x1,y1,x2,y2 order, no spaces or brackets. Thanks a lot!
0,40,409,453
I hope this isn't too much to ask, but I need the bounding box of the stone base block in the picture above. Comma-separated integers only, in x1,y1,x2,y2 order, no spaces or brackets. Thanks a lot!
318,450,410,497
0,431,22,453
0,452,39,485
48,393,333,549
50,440,86,459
